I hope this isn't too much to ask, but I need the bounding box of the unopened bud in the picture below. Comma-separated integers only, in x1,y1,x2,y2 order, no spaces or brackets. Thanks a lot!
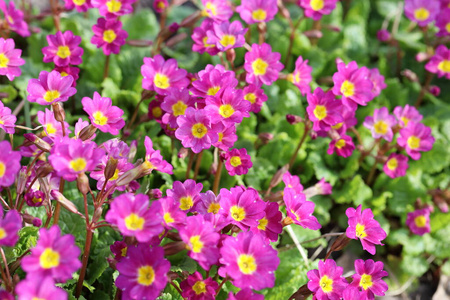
51,190,85,218
163,241,186,256
377,29,391,42
79,124,97,141
77,173,90,195
35,163,53,178
23,133,51,152
169,22,180,33
281,216,294,227
178,148,189,159
93,207,103,223
116,166,141,187
22,213,42,227
429,85,440,97
148,189,162,200
104,158,118,182
415,52,431,62
258,132,274,145
128,140,138,162
330,233,351,252
303,30,323,39
226,49,236,64
52,102,65,122
180,10,201,27
16,167,28,195
401,69,419,82
286,114,302,125
269,164,289,190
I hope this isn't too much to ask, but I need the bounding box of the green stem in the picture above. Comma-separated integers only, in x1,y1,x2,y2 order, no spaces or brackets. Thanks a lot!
185,151,195,180
193,151,203,181
288,121,310,169
212,159,223,195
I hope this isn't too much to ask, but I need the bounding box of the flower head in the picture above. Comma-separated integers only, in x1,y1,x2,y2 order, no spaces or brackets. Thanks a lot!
91,0,135,19
53,66,80,87
64,0,92,12
224,148,253,176
167,179,203,212
368,68,387,97
397,122,434,160
42,31,83,66
148,97,164,122
161,89,195,128
160,197,186,229
299,0,339,21
90,156,134,192
425,45,450,79
435,8,450,36
15,275,68,300
201,0,233,22
383,153,409,178
0,38,25,81
153,0,168,13
283,188,321,230
244,43,284,86
0,141,21,187
192,19,220,56
27,71,77,105
206,20,247,52
195,190,221,215
180,272,219,300
242,84,268,113
190,65,238,98
227,288,264,300
404,0,439,26
0,1,30,37
110,240,128,262
406,207,431,235
25,190,46,207
307,259,348,299
288,56,313,95
307,87,343,132
213,124,238,151
0,209,22,247
236,0,278,24
251,202,282,242
327,135,355,158
205,88,251,126
38,108,70,139
91,18,128,55
141,136,173,175
393,104,422,128
0,100,16,134
363,107,396,142
350,259,388,300
283,172,304,194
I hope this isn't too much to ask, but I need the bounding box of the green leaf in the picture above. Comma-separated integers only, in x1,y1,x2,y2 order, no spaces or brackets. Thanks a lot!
400,255,428,277
333,175,372,206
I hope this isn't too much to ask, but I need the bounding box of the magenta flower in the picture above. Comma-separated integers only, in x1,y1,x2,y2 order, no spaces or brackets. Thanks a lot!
243,84,267,113
42,31,83,66
148,97,164,122
425,45,450,79
289,56,313,96
0,100,16,134
383,153,409,178
224,148,253,176
201,0,233,22
166,179,203,212
110,240,128,262
368,68,387,97
90,156,134,192
0,1,30,37
91,18,128,56
64,0,92,12
16,275,68,300
303,178,333,200
153,0,168,13
0,209,21,247
205,88,250,126
161,89,195,128
299,0,339,20
350,259,388,300
160,197,186,229
27,71,76,105
283,188,321,230
0,290,13,300
0,38,25,81
236,0,278,24
307,259,348,299
141,55,189,95
363,107,396,142
191,64,238,98
0,141,21,187
332,61,374,107
283,171,304,194
195,190,221,215
393,104,422,128
228,288,264,300
116,244,170,300
206,20,247,52
219,231,279,290
48,137,105,181
179,215,220,270
91,0,134,19
406,208,431,235
21,226,81,282
327,135,355,158
105,193,164,242
346,205,387,255
192,19,220,56
397,122,434,160
180,272,219,300
175,107,221,154
377,29,391,42
82,91,125,135
213,124,237,151
245,43,284,86
404,0,439,26
251,202,282,242
37,108,70,139
25,190,46,207
53,66,80,87
307,87,343,132
435,9,450,36
141,136,173,175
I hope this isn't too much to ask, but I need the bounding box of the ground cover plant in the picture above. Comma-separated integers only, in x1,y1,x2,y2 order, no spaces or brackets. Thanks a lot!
0,0,449,299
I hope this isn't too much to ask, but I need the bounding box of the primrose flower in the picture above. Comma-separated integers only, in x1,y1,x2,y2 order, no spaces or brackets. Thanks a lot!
236,0,278,24
16,275,68,300
91,0,134,19
283,172,304,194
160,197,186,229
0,209,22,247
242,84,268,113
191,65,238,98
350,259,388,300
0,100,16,134
91,18,128,56
346,205,387,255
180,272,219,300
397,122,434,160
0,1,30,37
53,66,80,87
363,107,396,142
206,21,248,52
0,38,25,81
166,179,203,212
25,190,46,207
21,226,81,282
42,31,83,67
304,178,333,199
327,135,355,158
0,289,13,300
141,136,173,175
251,202,282,242
153,0,168,12
283,188,321,230
27,71,76,105
393,104,422,128
64,0,92,12
307,259,348,299
192,19,220,56
404,0,439,27
377,29,391,42
90,156,134,192
299,0,339,21
425,45,450,79
48,137,105,181
205,88,250,126
368,68,387,97
160,89,195,128
201,0,233,22
219,231,279,290
219,186,265,231
105,193,164,242
307,87,343,132
82,92,125,135
224,148,253,176
0,141,21,187
148,97,164,122
195,190,221,215
213,124,238,151
37,108,70,139
436,9,450,36
179,215,220,270
406,207,431,235
110,240,128,262
116,244,170,300
141,55,189,95
288,56,313,96
228,288,264,300
383,153,409,178
245,43,284,86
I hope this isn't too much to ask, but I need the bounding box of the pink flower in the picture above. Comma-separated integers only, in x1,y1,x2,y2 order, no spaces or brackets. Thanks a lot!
91,0,135,19
110,240,128,262
288,56,313,95
350,259,388,300
368,68,387,97
91,18,128,55
180,272,219,300
37,108,70,139
236,0,278,24
204,88,250,126
327,135,355,158
82,91,125,135
190,64,238,98
166,179,203,212
0,1,30,37
227,288,264,300
307,87,343,132
244,43,284,86
397,122,434,160
0,38,25,81
25,190,45,207
153,0,168,13
53,66,80,87
74,118,96,140
0,209,22,247
194,190,221,215
201,0,233,22
393,104,422,128
219,231,279,290
148,97,164,121
206,20,247,52
383,153,409,178
404,0,439,27
141,55,189,95
90,156,134,192
192,19,220,56
27,71,76,105
303,178,333,199
0,100,16,134
224,148,253,176
242,84,267,113
406,207,431,235
283,171,304,194
213,124,238,151
307,259,348,299
160,197,186,229
377,29,391,42
0,290,13,300
435,9,450,36
346,205,387,255
16,275,68,300
299,0,339,21
251,202,282,242
42,31,83,66
141,136,173,175
425,45,450,79
160,89,195,128
363,107,396,142
0,141,21,187
116,244,170,300
283,188,321,230
21,226,81,282
64,0,92,12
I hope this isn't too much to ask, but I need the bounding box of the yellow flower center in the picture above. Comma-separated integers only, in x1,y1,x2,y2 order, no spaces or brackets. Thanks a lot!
438,60,450,73
109,169,120,181
359,274,373,290
192,281,206,295
286,73,294,83
0,53,9,68
207,202,221,214
257,217,268,230
121,247,127,257
401,117,410,127
73,0,86,5
407,136,421,149
70,158,87,172
172,101,188,117
142,160,154,170
202,2,217,17
332,122,343,130
163,212,175,224
45,123,57,135
313,105,327,120
103,29,117,43
414,7,430,21
191,123,208,139
230,156,242,167
446,23,450,33
218,132,224,142
0,162,6,178
43,90,61,103
152,106,162,118
414,215,427,228
154,73,170,89
203,36,215,48
56,46,71,59
386,158,398,171
252,58,268,76
355,223,367,239
107,0,122,13
230,205,246,221
237,254,257,274
252,8,267,21
335,139,346,149
0,228,6,239
189,235,204,253
124,213,145,231
310,0,325,11
157,1,166,9
39,248,60,269
319,275,333,293
374,120,388,135
219,104,235,118
93,111,108,126
137,265,155,286
244,92,257,104
207,86,220,96
340,80,355,97
32,196,43,204
180,196,194,211
220,35,236,48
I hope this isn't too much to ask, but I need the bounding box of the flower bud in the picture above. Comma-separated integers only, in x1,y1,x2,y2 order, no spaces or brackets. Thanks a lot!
163,241,186,256
51,190,85,219
23,133,51,152
169,22,180,33
128,140,138,162
35,162,53,178
16,167,28,195
269,164,289,190
377,29,391,42
401,69,419,82
303,30,323,39
116,166,141,187
429,85,440,97
78,124,97,141
330,233,351,252
415,52,431,62
178,147,189,159
52,102,65,122
104,158,118,182
22,213,42,227
148,189,162,200
286,114,302,125
77,173,90,195
258,132,274,145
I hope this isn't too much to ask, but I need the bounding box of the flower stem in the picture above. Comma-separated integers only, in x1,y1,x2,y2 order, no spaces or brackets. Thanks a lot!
193,151,203,181
0,248,12,292
213,159,223,195
415,71,434,107
75,196,93,299
300,232,344,245
53,178,65,224
185,151,195,180
288,121,310,169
